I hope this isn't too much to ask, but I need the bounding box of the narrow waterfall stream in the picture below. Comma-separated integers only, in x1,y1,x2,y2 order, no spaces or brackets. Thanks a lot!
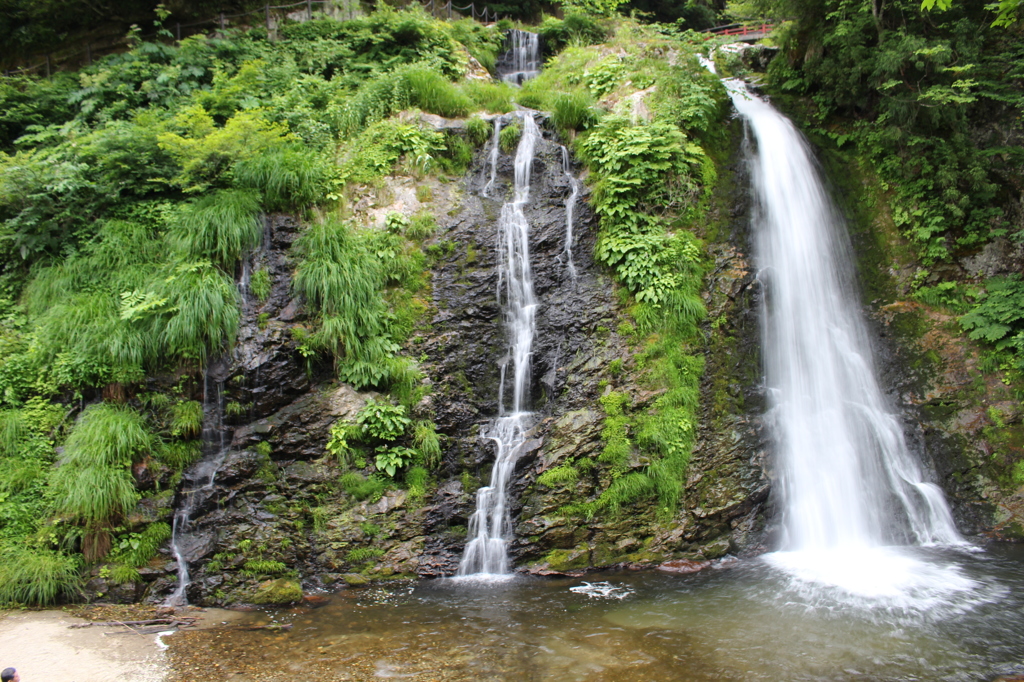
165,371,231,606
457,113,541,577
559,145,579,281
726,79,970,601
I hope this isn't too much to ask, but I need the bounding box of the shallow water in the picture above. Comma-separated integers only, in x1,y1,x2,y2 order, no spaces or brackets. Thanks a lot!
169,544,1024,681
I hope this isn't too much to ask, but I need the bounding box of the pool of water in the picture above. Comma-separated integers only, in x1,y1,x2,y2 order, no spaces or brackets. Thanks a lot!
168,544,1024,681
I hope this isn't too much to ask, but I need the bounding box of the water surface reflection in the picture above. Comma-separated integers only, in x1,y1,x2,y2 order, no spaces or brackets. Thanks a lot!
168,544,1024,681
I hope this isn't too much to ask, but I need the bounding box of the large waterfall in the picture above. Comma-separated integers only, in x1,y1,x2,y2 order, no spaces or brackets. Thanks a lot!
457,114,541,577
727,79,968,599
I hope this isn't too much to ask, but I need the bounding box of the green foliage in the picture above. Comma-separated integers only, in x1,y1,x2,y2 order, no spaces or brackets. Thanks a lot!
355,399,411,442
0,546,80,605
325,421,351,465
250,268,272,303
109,522,171,568
158,261,241,363
240,559,287,577
157,440,202,470
255,441,272,458
292,219,406,388
500,119,522,153
359,522,383,537
51,403,151,530
552,90,600,137
108,563,141,585
538,14,609,55
404,67,472,118
461,81,515,114
537,464,580,488
413,420,442,468
466,116,493,147
339,472,387,502
346,547,384,564
337,118,444,187
234,146,329,212
405,464,429,498
170,400,202,438
961,275,1024,372
375,445,417,477
169,190,262,270
407,212,437,240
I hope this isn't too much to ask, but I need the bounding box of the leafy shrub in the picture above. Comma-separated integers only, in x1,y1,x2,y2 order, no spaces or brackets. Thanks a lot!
234,145,329,211
404,67,472,118
241,559,287,576
552,89,599,137
499,119,522,153
356,399,411,442
961,275,1024,372
156,440,202,470
461,81,515,114
346,547,384,564
325,421,351,465
466,116,492,147
170,400,203,438
250,268,272,303
538,14,608,55
0,547,80,606
169,190,262,270
537,464,579,488
413,420,441,468
157,261,241,363
375,445,416,477
339,472,387,501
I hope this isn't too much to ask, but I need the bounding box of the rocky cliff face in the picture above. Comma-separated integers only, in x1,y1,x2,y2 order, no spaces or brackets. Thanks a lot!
126,113,781,606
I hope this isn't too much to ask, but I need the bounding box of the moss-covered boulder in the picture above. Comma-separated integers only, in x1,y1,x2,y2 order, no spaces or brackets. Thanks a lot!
251,578,303,605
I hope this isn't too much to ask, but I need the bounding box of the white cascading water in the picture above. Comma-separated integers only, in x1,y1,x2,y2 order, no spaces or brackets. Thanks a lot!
498,30,540,85
457,113,541,577
725,77,972,602
482,118,502,198
559,145,579,281
165,372,230,606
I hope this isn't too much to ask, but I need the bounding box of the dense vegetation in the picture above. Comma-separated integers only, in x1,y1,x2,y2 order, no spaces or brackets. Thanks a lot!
0,6,512,604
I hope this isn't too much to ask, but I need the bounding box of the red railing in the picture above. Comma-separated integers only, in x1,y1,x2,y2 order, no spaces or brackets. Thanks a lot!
702,23,775,38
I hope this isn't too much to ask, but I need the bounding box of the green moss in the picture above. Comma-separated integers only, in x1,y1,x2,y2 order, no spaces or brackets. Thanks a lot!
542,548,590,572
251,578,303,605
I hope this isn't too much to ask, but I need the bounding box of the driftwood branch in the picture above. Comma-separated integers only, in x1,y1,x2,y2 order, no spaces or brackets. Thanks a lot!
69,617,198,630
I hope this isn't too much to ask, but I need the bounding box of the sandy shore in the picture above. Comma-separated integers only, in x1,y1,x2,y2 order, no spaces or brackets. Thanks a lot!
0,607,246,682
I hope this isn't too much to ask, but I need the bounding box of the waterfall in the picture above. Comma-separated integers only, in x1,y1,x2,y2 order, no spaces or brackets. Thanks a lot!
482,118,502,198
165,371,231,606
457,113,541,577
560,145,579,281
497,30,541,85
726,78,968,599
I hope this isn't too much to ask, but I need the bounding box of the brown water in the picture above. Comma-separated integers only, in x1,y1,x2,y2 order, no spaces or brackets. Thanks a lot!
168,544,1024,681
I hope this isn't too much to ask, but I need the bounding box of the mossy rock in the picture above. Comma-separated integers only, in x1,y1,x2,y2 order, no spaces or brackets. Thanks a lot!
342,573,369,585
251,578,303,605
542,548,590,572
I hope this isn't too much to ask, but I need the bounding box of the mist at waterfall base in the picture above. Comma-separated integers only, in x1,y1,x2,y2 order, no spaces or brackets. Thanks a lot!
723,76,982,610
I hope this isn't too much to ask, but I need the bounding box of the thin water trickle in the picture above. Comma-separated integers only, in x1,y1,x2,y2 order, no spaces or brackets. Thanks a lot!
498,30,540,85
482,118,502,199
165,373,231,607
559,145,579,282
725,77,966,601
458,113,541,577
